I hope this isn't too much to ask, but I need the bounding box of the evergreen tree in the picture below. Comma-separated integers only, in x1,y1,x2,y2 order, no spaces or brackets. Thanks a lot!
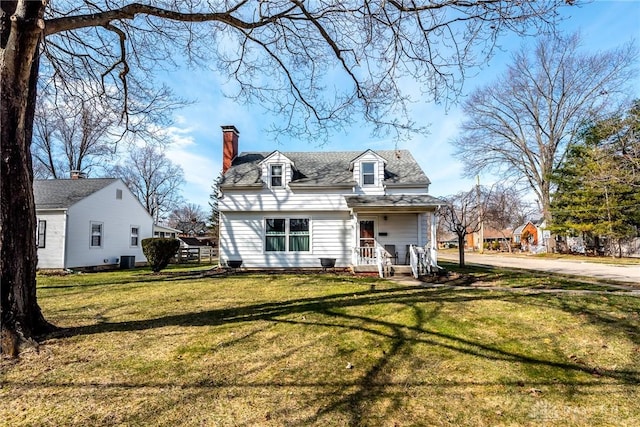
551,102,640,256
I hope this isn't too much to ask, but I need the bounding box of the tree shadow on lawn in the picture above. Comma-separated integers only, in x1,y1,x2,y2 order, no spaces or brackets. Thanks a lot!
33,281,640,426
50,284,639,382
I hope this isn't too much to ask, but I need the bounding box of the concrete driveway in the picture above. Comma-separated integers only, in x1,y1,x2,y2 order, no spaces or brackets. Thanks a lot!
438,252,640,286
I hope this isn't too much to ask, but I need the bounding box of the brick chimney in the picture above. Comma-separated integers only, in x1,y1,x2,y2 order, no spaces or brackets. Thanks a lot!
222,125,239,173
70,170,86,179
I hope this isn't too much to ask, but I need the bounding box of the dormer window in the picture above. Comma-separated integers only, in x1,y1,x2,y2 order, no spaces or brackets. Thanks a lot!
270,164,283,187
362,162,375,186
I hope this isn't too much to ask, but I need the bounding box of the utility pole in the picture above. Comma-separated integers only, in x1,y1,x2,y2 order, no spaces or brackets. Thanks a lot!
477,175,484,254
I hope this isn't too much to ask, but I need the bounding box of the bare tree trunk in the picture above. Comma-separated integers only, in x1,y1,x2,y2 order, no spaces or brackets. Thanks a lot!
1,1,56,357
457,234,466,267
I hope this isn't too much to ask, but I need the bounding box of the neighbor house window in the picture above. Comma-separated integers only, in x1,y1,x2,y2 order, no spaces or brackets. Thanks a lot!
130,226,139,246
265,218,310,252
270,164,283,187
362,162,375,185
116,189,123,200
91,222,103,247
37,220,46,248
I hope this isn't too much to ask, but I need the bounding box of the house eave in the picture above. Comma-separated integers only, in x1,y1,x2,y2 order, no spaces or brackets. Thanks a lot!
288,182,355,190
384,182,430,189
345,194,445,212
220,183,264,191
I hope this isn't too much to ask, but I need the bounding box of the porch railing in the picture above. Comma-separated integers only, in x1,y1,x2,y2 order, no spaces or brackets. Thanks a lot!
409,244,440,278
354,246,386,278
354,246,377,265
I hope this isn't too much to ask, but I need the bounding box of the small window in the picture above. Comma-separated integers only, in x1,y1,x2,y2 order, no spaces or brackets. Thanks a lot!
265,218,286,251
270,164,283,187
91,222,103,247
362,162,375,185
116,189,123,200
130,226,139,246
37,220,46,248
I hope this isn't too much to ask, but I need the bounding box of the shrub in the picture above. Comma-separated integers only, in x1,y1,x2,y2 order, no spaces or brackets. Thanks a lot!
142,238,180,272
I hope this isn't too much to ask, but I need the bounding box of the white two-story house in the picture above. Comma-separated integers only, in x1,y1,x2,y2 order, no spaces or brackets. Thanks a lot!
218,126,445,273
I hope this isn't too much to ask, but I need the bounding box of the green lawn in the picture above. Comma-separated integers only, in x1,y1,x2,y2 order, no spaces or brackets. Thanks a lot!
1,266,638,426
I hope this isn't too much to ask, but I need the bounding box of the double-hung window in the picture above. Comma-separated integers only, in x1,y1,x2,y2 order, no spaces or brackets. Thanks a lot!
362,162,375,185
36,220,46,248
270,164,283,188
130,226,139,247
289,219,310,252
265,219,286,251
265,218,310,252
91,222,103,247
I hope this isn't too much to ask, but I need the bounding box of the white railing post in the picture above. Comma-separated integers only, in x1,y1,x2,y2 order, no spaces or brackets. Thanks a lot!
409,245,418,278
376,246,384,278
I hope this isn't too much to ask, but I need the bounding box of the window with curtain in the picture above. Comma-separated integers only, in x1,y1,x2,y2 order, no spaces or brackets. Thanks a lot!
265,218,286,251
265,218,310,252
289,218,309,252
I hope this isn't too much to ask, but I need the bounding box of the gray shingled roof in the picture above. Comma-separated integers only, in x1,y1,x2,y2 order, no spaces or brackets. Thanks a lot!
34,178,118,209
221,150,430,188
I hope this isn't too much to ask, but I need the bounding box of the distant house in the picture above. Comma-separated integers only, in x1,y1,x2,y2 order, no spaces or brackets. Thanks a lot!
153,224,181,239
218,126,445,270
34,178,153,269
178,236,209,249
467,226,513,250
174,220,208,236
513,221,539,246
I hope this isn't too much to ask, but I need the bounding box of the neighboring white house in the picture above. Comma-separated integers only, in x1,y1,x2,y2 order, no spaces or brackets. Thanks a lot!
34,178,153,269
218,126,445,271
153,224,181,239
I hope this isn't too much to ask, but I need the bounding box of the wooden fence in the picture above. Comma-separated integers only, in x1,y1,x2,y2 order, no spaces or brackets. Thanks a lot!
172,247,217,264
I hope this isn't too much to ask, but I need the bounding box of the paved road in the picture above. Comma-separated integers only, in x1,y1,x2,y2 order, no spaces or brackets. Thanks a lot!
438,252,640,285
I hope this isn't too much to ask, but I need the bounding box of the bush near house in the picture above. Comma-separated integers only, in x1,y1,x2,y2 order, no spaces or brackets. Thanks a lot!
142,238,180,272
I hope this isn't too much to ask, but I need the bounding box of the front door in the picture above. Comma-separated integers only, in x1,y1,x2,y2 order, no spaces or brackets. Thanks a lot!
359,219,376,260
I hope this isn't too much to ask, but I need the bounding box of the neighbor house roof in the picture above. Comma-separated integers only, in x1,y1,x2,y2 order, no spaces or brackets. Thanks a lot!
221,150,430,188
178,236,208,246
34,178,118,209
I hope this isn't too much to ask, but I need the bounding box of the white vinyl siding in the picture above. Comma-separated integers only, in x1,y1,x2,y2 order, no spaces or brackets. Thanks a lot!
220,211,351,268
60,181,153,269
35,211,66,269
261,151,293,189
351,151,386,195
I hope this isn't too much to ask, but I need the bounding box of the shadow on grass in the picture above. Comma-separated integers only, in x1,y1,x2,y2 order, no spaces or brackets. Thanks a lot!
50,284,639,383
25,275,640,426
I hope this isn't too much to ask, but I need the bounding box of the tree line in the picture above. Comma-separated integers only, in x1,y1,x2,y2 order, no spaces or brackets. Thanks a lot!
439,34,638,262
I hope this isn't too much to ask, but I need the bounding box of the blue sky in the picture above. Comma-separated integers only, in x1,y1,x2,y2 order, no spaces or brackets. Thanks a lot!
161,0,640,212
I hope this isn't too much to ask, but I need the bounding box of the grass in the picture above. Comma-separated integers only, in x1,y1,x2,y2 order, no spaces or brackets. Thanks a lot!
1,266,639,426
